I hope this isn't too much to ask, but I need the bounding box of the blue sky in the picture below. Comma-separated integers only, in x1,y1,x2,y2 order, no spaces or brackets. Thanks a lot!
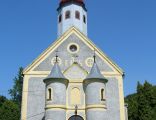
0,0,156,97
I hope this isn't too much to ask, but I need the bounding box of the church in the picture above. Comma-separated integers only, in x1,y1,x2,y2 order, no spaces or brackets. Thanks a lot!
21,0,128,120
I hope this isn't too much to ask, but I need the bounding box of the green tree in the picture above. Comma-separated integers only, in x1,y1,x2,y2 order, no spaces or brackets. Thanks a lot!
0,96,7,107
125,81,156,120
125,94,138,120
0,67,24,120
0,100,20,120
137,82,152,120
143,81,156,107
9,67,24,107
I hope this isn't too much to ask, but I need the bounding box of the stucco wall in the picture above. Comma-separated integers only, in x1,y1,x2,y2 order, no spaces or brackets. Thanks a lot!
27,77,45,120
46,82,67,105
33,34,113,72
26,77,120,120
45,110,66,120
58,4,87,37
23,33,123,120
85,82,105,105
85,77,120,120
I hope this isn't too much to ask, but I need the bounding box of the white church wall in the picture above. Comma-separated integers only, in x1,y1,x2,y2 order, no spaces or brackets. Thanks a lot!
45,110,66,120
85,82,106,105
46,82,67,105
58,4,87,37
86,77,121,120
22,76,122,120
24,77,45,120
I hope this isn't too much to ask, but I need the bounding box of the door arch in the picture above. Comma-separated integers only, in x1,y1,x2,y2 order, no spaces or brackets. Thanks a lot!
68,115,84,120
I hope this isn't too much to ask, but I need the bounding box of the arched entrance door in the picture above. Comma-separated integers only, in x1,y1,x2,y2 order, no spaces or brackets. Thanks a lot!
68,115,84,120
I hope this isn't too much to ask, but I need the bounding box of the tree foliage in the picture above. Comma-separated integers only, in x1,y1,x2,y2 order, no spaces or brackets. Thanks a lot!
0,67,24,120
125,94,138,120
0,100,20,120
125,81,156,120
9,67,24,107
0,96,7,107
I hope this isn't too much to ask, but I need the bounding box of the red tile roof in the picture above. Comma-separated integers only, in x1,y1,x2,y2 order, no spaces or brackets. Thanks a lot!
60,0,84,4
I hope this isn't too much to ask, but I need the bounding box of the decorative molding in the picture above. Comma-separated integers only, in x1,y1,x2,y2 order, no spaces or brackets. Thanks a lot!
46,105,66,110
86,104,107,109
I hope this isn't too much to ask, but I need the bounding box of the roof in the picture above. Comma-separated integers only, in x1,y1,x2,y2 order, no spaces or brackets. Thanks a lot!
43,61,68,83
58,0,87,11
60,0,84,4
84,61,108,83
64,62,88,74
63,62,88,80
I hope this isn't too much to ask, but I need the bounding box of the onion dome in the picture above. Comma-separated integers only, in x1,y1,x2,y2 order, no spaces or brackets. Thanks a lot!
43,55,68,84
60,0,84,4
84,54,108,83
58,0,87,11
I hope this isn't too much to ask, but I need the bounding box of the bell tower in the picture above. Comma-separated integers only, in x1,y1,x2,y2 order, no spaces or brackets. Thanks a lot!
57,0,87,37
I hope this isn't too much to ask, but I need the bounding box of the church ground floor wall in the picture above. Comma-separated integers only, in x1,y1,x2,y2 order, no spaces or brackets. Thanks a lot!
21,75,125,120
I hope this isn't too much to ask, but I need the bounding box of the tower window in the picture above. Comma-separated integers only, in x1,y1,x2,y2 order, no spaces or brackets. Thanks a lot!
75,11,80,20
47,88,52,101
83,15,86,23
101,89,105,101
65,11,71,19
59,14,62,23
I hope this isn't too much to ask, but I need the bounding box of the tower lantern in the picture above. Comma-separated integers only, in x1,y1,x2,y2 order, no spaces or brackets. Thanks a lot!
57,0,87,37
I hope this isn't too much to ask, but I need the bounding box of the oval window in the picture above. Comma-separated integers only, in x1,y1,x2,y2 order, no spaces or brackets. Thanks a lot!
67,43,79,54
70,45,77,52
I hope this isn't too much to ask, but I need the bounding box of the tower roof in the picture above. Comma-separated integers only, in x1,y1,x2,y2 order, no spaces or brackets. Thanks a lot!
43,57,68,83
58,0,87,11
84,55,108,83
60,0,84,4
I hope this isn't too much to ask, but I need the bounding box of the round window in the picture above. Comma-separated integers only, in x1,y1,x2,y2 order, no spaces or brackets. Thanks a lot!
67,43,79,53
70,45,77,52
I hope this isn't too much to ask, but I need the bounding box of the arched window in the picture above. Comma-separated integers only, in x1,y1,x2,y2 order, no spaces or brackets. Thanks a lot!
59,14,62,23
75,11,80,20
83,15,86,23
65,11,71,19
101,89,105,101
47,88,52,101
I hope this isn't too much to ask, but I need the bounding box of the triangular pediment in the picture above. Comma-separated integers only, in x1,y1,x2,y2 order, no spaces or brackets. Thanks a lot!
23,27,123,76
64,62,88,80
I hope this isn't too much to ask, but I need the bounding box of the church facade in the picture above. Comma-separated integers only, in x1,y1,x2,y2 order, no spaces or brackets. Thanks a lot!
21,0,127,120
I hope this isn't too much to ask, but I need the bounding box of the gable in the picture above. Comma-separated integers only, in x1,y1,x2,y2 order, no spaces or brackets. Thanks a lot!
23,27,123,75
64,63,88,80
